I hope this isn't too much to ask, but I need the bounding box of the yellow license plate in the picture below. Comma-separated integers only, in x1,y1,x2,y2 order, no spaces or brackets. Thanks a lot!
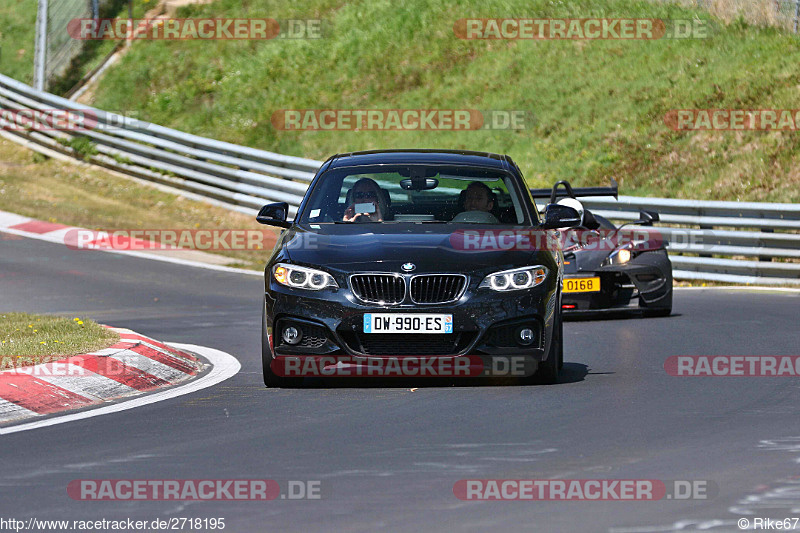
564,277,601,293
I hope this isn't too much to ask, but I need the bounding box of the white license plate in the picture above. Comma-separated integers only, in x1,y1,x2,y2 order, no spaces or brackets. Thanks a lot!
363,313,453,334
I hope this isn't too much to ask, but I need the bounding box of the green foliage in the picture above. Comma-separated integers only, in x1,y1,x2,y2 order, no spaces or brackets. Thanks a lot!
66,136,98,159
75,0,800,201
0,0,148,93
0,313,119,363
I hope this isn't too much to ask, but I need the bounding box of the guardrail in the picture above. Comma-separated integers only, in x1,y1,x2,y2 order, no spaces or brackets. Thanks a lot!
579,196,800,285
0,73,798,285
0,73,317,217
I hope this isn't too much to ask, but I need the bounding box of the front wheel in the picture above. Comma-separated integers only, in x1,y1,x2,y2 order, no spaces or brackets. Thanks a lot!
556,311,564,370
640,280,672,318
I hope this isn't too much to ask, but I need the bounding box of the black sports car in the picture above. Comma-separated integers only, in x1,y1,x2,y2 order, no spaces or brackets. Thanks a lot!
531,180,673,318
256,150,581,387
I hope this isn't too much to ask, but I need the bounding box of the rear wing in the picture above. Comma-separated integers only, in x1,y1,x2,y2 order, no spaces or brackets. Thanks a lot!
530,179,618,204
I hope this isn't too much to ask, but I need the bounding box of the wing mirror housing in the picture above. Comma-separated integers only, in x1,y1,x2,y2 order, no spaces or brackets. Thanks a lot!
256,202,291,228
635,210,659,226
639,209,661,226
539,204,581,229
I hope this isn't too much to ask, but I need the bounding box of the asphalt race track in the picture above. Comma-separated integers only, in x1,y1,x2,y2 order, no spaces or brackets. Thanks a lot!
1,235,799,532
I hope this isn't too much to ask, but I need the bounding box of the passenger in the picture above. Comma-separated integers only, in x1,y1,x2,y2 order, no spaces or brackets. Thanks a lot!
343,178,387,222
462,181,495,213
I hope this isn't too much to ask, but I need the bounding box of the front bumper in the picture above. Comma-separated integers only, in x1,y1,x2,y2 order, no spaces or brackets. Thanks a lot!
561,255,672,313
264,277,557,368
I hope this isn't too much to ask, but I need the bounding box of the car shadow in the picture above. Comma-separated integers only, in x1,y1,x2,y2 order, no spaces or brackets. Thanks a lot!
296,362,590,389
559,362,590,384
565,311,679,322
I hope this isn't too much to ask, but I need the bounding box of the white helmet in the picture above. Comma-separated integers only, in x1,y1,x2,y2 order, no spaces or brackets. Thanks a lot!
556,198,584,225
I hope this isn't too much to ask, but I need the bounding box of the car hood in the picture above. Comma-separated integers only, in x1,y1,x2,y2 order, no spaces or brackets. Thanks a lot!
281,223,549,272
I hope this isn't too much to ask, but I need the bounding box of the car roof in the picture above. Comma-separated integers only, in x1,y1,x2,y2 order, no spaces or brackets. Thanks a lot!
324,149,515,171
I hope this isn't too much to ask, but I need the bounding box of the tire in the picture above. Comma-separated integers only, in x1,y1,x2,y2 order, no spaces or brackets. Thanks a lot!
640,276,672,318
557,314,564,370
641,291,672,318
520,311,561,385
262,300,303,388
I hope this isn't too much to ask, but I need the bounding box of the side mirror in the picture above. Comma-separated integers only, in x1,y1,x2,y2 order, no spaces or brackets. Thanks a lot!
539,204,581,229
636,210,659,226
256,202,291,228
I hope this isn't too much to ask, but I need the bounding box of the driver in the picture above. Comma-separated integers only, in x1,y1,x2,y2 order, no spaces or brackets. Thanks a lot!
343,178,387,222
556,197,585,227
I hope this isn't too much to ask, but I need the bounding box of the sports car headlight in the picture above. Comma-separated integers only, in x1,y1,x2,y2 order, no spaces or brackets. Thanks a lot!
273,263,338,290
604,246,633,266
479,266,548,292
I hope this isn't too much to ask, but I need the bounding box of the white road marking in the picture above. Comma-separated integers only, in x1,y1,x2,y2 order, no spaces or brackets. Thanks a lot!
674,286,800,293
0,343,240,434
0,399,39,424
102,348,190,382
120,339,200,369
0,212,31,227
33,364,138,401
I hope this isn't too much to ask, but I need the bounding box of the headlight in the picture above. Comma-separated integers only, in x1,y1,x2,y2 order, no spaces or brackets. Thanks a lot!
273,263,338,290
604,246,633,266
479,266,548,292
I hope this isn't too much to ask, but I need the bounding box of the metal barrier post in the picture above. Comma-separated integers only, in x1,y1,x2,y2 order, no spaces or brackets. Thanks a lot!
33,0,49,91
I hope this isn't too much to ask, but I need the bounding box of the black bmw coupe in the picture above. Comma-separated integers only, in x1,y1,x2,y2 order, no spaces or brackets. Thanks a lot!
256,150,580,387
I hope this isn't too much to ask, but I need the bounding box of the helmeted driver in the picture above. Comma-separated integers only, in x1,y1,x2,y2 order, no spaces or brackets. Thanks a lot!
556,197,584,227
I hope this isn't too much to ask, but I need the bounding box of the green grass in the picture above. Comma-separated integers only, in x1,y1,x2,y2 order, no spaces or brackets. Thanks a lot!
0,138,277,270
0,312,119,369
81,0,800,202
0,0,147,93
0,0,38,84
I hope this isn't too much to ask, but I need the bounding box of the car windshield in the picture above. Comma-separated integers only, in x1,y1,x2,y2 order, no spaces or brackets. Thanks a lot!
298,165,528,225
